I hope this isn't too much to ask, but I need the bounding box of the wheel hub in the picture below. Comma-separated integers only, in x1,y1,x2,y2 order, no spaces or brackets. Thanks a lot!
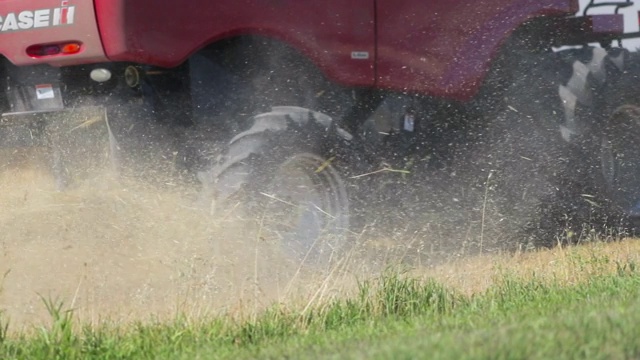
261,153,348,265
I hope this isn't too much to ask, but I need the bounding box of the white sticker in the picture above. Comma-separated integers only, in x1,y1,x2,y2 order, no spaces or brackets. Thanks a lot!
351,51,369,60
403,114,415,132
35,84,55,100
0,5,76,33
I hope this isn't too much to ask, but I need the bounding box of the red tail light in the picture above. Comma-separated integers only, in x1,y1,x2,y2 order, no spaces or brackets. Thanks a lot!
26,42,82,58
61,43,82,54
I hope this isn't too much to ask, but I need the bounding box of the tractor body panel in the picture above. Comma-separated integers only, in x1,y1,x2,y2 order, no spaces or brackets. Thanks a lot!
93,0,377,87
376,0,579,99
90,0,581,100
0,0,107,66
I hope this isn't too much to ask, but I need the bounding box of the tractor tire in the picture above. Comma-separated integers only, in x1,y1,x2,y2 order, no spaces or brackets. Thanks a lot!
596,51,640,227
469,47,629,248
197,106,354,268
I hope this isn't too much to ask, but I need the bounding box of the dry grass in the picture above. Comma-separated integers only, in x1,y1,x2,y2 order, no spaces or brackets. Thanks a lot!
1,153,640,331
419,239,640,296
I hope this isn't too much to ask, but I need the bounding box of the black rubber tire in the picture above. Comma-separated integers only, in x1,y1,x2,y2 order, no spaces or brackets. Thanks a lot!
596,51,640,225
469,47,628,247
198,106,354,268
600,105,640,216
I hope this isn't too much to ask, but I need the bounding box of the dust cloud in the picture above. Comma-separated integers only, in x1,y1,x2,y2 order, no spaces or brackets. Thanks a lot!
0,147,346,330
0,143,530,331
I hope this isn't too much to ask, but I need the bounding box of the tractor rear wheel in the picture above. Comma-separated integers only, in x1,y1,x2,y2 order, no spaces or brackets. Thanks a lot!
597,52,640,227
470,47,629,247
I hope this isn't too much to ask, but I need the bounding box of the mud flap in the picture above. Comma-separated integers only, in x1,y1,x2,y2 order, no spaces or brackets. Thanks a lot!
1,107,118,190
45,107,118,189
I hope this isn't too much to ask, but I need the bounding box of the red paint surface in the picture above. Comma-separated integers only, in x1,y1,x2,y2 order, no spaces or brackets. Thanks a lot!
376,0,579,99
94,0,376,87
0,0,106,66
2,0,581,100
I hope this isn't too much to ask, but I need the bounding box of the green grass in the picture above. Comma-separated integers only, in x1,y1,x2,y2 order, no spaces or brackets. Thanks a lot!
1,261,639,359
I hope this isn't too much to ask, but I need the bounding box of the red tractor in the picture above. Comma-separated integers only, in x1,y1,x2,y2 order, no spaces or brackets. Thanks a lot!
1,0,640,260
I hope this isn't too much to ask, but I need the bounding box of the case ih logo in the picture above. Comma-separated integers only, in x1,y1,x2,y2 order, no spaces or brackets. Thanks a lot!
0,1,75,33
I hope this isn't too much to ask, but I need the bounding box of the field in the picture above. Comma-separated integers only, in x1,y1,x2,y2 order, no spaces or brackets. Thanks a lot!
2,240,640,359
1,152,640,359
